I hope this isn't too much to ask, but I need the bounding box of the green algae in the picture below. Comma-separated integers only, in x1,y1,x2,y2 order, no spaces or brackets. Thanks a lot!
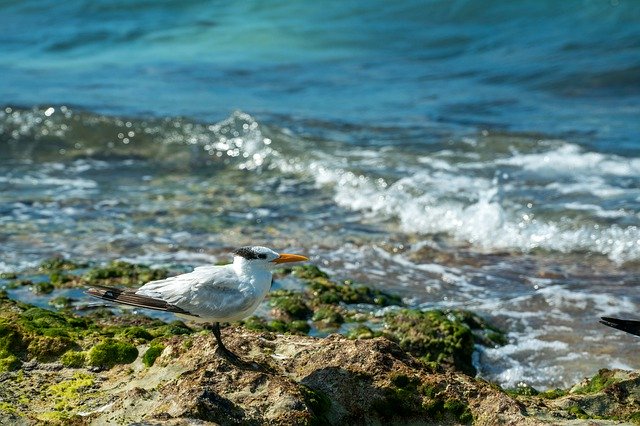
0,272,17,280
44,372,96,420
538,388,567,399
449,310,508,347
0,354,21,372
424,398,473,424
142,343,165,367
0,320,23,372
309,276,401,306
49,271,73,286
240,315,310,335
566,405,589,419
300,385,332,426
242,316,272,332
311,306,344,329
289,264,329,280
346,325,381,340
84,260,168,286
48,296,74,310
269,289,312,320
39,257,87,272
505,382,539,397
0,401,19,415
0,307,83,366
383,309,476,375
31,281,55,295
159,320,193,336
120,326,154,341
88,339,138,368
60,350,86,368
279,264,402,307
6,279,33,289
571,369,621,394
372,373,472,424
628,412,640,425
0,295,194,371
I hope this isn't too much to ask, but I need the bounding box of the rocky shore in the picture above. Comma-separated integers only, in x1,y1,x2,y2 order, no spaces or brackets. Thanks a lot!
1,260,639,425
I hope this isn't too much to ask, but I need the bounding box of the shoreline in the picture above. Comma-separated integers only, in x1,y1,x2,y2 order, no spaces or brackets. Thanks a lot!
1,259,639,424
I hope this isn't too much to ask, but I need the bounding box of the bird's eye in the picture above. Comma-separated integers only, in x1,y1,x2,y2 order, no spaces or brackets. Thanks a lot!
258,254,267,259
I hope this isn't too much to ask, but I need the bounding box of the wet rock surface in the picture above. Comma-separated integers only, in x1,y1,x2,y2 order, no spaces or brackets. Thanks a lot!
1,261,640,424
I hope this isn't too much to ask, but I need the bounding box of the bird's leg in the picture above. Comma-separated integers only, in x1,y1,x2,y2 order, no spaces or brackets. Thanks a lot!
210,322,241,363
207,322,271,373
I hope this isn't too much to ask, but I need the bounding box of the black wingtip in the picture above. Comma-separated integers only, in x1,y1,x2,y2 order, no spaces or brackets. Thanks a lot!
599,316,640,337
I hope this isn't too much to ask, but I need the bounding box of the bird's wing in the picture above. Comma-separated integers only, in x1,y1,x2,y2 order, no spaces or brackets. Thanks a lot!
600,317,640,337
85,285,197,316
135,265,241,310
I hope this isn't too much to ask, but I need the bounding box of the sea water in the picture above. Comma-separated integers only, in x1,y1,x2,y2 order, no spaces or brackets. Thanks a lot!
1,0,639,389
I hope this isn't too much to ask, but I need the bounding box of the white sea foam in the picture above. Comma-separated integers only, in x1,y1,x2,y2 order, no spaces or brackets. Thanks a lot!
497,143,640,177
269,136,640,262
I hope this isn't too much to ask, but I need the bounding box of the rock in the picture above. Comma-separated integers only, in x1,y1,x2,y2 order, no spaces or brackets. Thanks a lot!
2,261,640,424
1,315,640,424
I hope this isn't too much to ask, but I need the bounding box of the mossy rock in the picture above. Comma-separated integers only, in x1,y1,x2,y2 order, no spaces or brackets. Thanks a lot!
300,385,332,425
0,272,18,280
570,369,622,394
49,271,73,286
506,382,539,397
84,261,168,286
31,281,55,295
383,309,477,375
39,257,87,272
346,325,381,340
307,277,401,307
424,397,473,424
278,264,402,307
291,265,329,280
373,373,472,424
157,320,193,336
448,310,507,347
269,290,312,320
61,350,86,368
28,334,75,361
312,306,345,329
0,308,84,363
0,296,186,370
120,326,154,341
47,372,95,413
142,344,165,367
240,316,310,335
88,339,139,368
48,296,74,310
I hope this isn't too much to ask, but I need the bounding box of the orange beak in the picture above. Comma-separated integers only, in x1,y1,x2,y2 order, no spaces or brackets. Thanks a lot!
272,253,309,264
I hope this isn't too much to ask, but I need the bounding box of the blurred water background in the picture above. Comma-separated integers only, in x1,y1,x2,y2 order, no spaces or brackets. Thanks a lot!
1,0,639,389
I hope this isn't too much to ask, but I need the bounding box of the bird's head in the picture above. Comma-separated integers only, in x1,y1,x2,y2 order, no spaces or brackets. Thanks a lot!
232,246,308,267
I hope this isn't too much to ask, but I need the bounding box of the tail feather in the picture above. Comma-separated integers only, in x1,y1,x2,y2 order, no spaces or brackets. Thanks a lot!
600,317,640,337
85,285,196,317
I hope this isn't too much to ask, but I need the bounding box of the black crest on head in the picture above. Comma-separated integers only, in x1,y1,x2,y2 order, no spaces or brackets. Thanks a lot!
233,246,267,260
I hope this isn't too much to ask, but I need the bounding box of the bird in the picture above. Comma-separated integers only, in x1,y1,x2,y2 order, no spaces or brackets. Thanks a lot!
86,246,308,365
600,317,640,337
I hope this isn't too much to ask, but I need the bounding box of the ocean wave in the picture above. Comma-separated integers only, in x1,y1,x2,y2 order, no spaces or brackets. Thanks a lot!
2,107,639,262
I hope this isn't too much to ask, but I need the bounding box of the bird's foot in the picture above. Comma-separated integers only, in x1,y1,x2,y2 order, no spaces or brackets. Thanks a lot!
215,346,272,373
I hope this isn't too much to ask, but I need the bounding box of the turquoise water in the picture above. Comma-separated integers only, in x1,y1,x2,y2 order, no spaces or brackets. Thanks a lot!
1,0,640,389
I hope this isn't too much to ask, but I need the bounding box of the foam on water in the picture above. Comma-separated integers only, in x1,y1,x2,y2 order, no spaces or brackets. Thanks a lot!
3,107,638,263
282,139,640,263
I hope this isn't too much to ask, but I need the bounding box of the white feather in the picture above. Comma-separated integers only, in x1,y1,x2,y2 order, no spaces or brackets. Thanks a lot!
135,252,276,322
